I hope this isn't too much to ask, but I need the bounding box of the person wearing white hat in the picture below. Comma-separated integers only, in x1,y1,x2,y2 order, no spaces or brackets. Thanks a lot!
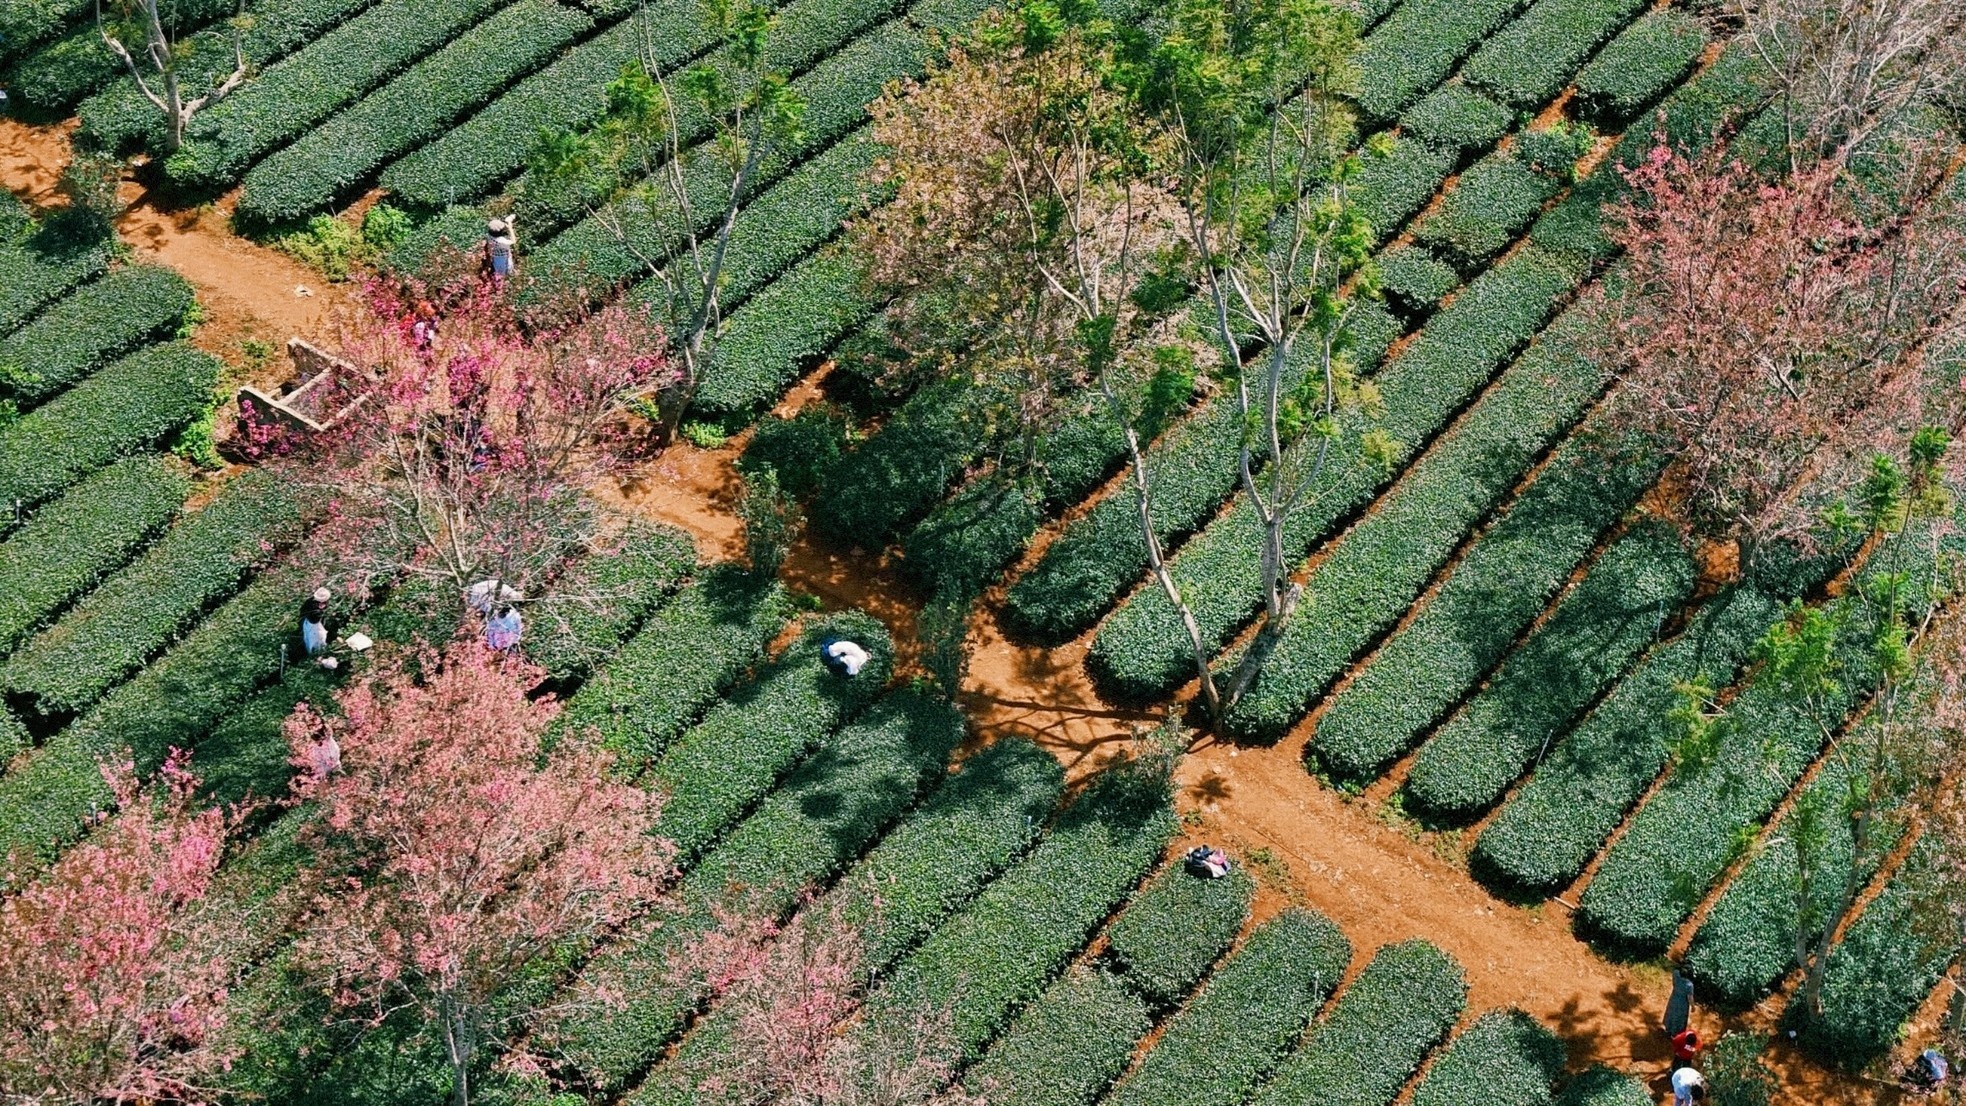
300,587,331,656
485,217,517,279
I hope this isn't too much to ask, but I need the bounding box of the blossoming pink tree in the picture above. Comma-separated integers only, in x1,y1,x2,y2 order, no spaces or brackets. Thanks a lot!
1587,144,1966,575
0,753,239,1105
286,642,674,1106
256,258,676,606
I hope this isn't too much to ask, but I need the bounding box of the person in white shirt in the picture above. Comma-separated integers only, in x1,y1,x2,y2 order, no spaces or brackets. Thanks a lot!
824,639,870,677
1671,1066,1707,1106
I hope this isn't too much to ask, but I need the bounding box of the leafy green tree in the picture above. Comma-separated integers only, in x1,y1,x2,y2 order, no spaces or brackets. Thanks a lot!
530,0,805,440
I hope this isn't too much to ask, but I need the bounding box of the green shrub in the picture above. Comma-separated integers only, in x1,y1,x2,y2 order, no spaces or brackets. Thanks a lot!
1575,530,1955,957
1572,10,1708,125
966,968,1152,1106
861,764,1178,1064
694,248,875,421
0,564,314,862
1682,753,1903,1010
0,342,219,517
1400,85,1513,159
1514,123,1595,180
1207,268,1600,738
165,0,508,189
1091,246,1583,713
812,376,978,551
521,19,923,273
1527,185,1617,266
1411,1009,1566,1106
1354,0,1531,121
1469,587,1791,896
238,0,594,223
5,0,234,109
555,568,791,767
519,522,697,682
1252,940,1468,1106
828,735,1066,973
647,610,893,860
1613,43,1774,175
0,456,188,658
0,706,25,765
1401,521,1695,820
1106,862,1253,1007
627,736,1067,1106
1377,245,1461,315
1783,835,1954,1067
0,227,113,336
0,266,196,407
551,689,965,1089
1459,0,1648,109
77,0,378,151
1311,429,1655,789
740,404,855,500
380,0,739,208
0,470,307,718
1413,149,1560,268
1107,909,1352,1106
1354,132,1457,237
1554,1067,1649,1106
0,0,91,67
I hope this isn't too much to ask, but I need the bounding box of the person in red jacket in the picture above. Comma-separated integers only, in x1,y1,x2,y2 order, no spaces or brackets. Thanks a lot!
1670,1028,1701,1071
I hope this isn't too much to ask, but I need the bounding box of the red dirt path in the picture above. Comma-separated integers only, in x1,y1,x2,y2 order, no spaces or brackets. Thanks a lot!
1,116,1921,1106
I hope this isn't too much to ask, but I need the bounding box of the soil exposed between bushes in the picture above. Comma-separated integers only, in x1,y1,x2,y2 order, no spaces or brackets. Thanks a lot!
0,117,1923,1105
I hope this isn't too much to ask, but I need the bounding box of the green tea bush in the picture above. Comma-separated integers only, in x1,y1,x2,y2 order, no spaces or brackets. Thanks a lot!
0,564,312,862
828,735,1065,972
861,765,1177,1063
0,228,113,335
646,610,892,860
0,0,91,67
1576,532,1953,957
740,404,855,500
1469,587,1789,896
380,0,736,208
1192,296,1611,738
520,522,696,683
1783,836,1953,1067
0,706,25,765
1354,133,1457,236
1459,0,1648,109
694,248,875,420
1681,754,1901,1010
1108,909,1352,1106
1401,521,1695,821
238,0,594,223
1252,940,1468,1106
0,456,188,657
1377,245,1461,315
1094,246,1583,714
965,968,1151,1106
1572,10,1708,125
812,377,978,550
1410,1010,1566,1106
1413,150,1561,268
5,0,234,109
1554,1067,1649,1106
629,737,1067,1106
165,0,507,189
1354,0,1531,120
1613,44,1774,174
1311,430,1655,789
0,266,197,407
77,0,378,150
1106,863,1253,1007
0,470,307,718
0,342,219,516
1400,85,1513,159
556,570,790,767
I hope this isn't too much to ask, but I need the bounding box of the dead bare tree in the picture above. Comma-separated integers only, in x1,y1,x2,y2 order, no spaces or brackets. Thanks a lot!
1737,0,1966,167
97,0,249,155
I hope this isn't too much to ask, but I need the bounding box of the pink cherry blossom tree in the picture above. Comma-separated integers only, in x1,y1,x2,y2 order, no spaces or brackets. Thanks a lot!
0,752,240,1105
1586,144,1966,575
287,642,675,1106
254,255,676,606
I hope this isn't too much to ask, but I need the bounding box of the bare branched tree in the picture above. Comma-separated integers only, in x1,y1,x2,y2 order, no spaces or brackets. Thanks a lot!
97,0,250,155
